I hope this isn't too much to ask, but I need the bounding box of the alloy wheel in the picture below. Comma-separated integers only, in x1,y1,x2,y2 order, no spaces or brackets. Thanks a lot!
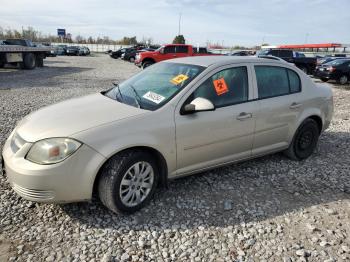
119,161,154,207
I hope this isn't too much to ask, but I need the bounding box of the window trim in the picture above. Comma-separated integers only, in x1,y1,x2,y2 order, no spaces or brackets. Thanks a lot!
182,65,250,111
254,65,302,100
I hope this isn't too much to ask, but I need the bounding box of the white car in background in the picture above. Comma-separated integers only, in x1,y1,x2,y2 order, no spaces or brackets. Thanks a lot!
2,56,333,213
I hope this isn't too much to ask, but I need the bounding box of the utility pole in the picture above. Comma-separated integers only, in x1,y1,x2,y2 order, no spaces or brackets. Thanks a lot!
305,33,309,44
178,13,182,35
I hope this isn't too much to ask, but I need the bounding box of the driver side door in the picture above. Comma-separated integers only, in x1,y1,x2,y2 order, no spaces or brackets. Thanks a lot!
174,64,257,175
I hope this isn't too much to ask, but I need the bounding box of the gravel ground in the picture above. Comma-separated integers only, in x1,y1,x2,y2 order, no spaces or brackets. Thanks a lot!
0,54,350,261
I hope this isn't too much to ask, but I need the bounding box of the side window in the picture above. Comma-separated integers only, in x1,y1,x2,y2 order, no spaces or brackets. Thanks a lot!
176,46,188,53
270,50,279,56
255,66,289,99
192,67,248,108
288,69,301,93
279,50,292,57
164,46,176,54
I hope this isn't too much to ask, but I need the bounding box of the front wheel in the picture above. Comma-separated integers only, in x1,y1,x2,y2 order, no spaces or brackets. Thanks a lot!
98,150,158,213
337,75,348,85
142,61,154,69
284,118,320,161
320,78,329,82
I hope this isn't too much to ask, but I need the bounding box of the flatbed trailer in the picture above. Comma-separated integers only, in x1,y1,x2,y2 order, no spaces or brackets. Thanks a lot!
0,45,52,69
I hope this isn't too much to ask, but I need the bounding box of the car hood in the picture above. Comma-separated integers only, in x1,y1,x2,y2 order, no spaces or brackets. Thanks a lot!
16,93,146,142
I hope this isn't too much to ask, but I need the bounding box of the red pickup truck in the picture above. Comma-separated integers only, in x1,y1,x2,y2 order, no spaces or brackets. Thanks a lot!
135,44,216,69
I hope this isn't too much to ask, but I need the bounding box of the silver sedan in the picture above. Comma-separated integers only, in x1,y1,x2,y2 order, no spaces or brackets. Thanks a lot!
2,56,333,213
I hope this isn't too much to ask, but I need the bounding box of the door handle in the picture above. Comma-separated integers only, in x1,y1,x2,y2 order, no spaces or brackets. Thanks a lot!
237,112,252,120
289,102,302,109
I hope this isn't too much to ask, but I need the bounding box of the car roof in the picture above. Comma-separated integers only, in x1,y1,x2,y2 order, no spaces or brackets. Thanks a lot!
165,56,287,67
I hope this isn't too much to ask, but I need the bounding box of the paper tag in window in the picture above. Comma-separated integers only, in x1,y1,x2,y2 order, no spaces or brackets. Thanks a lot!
170,74,189,85
143,91,165,104
213,78,229,96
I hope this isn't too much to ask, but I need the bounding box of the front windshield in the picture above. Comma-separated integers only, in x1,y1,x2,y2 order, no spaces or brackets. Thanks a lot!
105,62,205,111
257,50,270,56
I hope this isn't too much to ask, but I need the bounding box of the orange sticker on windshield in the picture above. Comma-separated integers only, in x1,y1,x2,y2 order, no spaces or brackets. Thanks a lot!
171,74,189,85
213,78,229,95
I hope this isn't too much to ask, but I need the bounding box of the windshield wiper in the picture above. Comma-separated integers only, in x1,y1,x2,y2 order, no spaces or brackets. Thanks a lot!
128,84,143,109
113,82,124,102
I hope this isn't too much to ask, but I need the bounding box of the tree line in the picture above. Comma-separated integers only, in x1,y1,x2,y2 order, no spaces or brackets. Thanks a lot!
0,26,153,45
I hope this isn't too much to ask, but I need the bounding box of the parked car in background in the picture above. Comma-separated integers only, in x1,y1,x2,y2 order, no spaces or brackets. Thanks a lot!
257,49,317,74
229,51,251,56
78,46,90,56
34,43,57,57
0,40,5,45
317,56,344,66
110,48,130,59
56,45,67,55
66,46,80,56
314,59,350,85
122,48,156,62
3,38,36,47
135,44,217,69
2,56,333,213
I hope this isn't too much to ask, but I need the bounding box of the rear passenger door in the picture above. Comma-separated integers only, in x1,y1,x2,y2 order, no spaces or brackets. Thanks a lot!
252,65,303,156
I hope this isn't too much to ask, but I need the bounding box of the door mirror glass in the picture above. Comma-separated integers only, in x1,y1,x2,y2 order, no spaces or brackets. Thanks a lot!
182,97,215,114
159,48,164,54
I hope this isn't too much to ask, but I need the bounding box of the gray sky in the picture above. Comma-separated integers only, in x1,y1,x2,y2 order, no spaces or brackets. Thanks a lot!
1,0,349,46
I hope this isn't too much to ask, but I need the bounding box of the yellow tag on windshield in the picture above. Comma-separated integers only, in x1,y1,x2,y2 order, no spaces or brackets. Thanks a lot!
170,74,189,85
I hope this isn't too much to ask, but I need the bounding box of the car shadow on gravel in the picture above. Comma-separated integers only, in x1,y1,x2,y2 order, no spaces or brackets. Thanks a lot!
60,130,350,231
0,66,94,89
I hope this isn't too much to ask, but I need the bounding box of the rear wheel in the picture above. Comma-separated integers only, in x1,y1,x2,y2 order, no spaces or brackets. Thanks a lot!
337,75,348,85
23,53,36,69
284,118,320,160
320,78,328,82
98,150,159,213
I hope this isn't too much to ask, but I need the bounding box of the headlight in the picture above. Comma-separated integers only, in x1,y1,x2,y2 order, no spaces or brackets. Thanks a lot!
26,138,81,165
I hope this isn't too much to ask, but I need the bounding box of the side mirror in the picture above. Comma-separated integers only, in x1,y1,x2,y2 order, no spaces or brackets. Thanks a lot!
159,48,164,54
182,97,215,114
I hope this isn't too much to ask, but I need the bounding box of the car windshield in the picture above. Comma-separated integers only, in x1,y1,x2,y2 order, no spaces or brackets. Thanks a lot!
105,62,205,111
325,59,349,66
257,50,270,56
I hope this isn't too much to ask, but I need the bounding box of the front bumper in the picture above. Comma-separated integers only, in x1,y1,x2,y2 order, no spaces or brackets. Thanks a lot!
2,133,106,203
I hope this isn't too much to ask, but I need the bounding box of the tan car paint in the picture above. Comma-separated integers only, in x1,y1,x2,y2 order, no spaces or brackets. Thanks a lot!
2,57,333,203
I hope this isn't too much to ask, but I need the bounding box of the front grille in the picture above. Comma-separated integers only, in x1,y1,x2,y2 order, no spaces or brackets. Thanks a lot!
10,132,26,153
13,183,55,200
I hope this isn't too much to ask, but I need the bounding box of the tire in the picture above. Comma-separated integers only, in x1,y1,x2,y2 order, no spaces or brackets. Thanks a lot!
142,61,154,69
284,118,320,161
337,75,348,85
129,57,135,63
320,78,328,82
98,150,159,213
23,53,36,69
